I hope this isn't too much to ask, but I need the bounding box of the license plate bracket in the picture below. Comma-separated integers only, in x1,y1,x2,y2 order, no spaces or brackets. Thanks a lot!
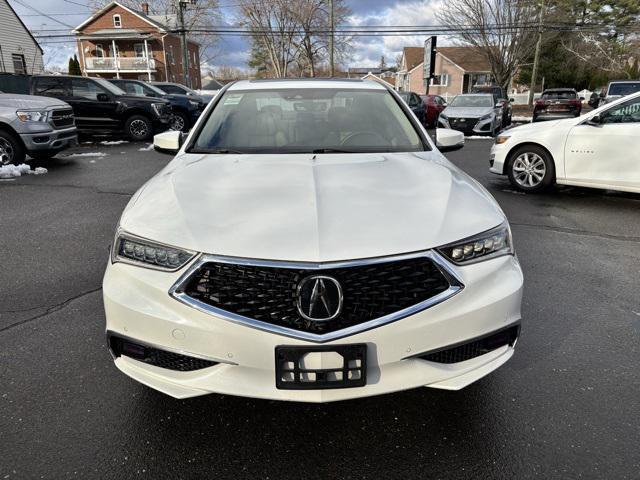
275,344,367,390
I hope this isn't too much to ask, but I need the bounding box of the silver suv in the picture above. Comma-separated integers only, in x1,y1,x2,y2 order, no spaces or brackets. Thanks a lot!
600,80,640,105
0,93,77,165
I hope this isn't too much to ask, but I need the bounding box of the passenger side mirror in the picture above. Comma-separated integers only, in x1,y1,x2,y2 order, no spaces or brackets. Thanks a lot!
97,93,110,102
495,103,503,108
436,128,464,152
154,130,184,155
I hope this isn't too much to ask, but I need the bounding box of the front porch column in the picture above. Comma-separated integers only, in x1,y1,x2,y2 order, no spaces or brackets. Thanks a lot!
111,39,120,79
144,39,151,81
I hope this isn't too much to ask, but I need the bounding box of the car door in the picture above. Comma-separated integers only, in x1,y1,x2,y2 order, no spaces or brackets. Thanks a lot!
70,78,119,129
564,97,640,190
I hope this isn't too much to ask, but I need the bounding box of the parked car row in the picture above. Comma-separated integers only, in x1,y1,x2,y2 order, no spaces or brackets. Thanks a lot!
0,75,211,165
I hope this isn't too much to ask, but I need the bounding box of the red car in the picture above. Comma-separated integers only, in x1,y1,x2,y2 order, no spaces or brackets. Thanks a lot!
420,94,447,128
533,88,583,122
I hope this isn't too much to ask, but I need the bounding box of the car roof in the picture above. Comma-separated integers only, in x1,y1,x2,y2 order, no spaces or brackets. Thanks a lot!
227,78,387,91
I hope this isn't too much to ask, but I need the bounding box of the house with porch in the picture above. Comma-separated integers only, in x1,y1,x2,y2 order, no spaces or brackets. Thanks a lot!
72,1,201,88
396,46,492,96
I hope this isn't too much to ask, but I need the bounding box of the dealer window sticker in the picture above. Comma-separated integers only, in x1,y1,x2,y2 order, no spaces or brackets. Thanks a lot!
224,94,243,105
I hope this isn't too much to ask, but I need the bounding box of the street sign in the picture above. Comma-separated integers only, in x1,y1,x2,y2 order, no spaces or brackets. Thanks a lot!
423,36,437,88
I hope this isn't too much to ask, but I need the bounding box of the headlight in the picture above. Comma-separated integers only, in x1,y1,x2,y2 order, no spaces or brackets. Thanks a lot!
16,110,49,122
495,135,510,144
479,113,493,122
151,103,166,116
438,222,513,265
112,231,196,271
188,99,201,107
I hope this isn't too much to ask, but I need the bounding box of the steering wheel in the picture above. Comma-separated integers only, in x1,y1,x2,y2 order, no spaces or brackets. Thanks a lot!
340,131,388,147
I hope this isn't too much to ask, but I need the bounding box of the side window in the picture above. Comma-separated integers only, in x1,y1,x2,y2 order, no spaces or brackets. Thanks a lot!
601,98,640,124
123,82,144,96
33,77,67,97
71,78,105,100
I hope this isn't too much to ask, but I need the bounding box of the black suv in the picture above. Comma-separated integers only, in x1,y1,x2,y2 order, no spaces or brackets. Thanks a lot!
470,85,513,127
30,75,172,141
109,79,205,132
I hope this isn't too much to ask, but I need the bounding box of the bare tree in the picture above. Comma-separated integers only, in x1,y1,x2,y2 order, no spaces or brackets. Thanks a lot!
436,0,539,90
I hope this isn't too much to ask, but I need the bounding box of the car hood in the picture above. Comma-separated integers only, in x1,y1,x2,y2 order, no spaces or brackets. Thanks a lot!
0,94,69,109
442,106,494,118
119,152,505,262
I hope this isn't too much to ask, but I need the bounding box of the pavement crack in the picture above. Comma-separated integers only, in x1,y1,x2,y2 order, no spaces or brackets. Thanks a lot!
510,222,640,243
0,286,102,334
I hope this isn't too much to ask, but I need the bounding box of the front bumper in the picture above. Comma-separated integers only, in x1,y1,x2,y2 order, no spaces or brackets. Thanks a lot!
21,126,78,152
489,142,509,175
103,253,523,402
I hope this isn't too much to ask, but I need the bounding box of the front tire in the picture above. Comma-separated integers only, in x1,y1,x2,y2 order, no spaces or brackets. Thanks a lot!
125,115,153,141
170,111,189,132
507,145,555,192
0,130,26,165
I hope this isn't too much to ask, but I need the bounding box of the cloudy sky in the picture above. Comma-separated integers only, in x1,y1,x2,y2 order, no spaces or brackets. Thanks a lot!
9,0,448,72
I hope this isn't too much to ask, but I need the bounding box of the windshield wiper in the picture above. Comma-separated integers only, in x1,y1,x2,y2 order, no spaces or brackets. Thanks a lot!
311,148,359,153
201,148,246,154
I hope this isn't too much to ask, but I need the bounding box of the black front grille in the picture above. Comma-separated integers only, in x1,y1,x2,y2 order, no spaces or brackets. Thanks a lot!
50,108,75,128
448,117,479,134
109,335,218,372
180,257,453,335
418,325,519,364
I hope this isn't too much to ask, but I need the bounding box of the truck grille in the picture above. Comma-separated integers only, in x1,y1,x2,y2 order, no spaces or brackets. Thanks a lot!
50,108,74,128
178,256,455,335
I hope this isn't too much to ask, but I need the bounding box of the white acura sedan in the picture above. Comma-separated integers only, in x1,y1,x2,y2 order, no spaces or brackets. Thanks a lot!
491,91,640,193
103,79,523,402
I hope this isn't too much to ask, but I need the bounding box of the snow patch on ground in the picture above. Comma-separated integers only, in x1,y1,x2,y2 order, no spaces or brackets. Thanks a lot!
64,152,108,158
512,116,532,123
0,163,48,178
466,136,493,140
138,144,154,151
100,140,129,145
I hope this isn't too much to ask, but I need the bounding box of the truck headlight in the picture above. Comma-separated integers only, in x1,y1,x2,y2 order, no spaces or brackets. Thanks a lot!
112,231,196,271
438,222,513,265
151,103,166,116
479,113,493,122
16,110,49,122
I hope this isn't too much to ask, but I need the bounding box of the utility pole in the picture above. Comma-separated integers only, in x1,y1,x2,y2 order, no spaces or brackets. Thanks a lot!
528,0,545,106
329,0,334,77
177,0,190,87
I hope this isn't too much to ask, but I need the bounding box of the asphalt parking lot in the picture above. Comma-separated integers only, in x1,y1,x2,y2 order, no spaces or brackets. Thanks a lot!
1,138,639,479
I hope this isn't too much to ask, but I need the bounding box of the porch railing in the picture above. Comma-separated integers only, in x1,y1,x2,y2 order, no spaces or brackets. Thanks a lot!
85,57,156,71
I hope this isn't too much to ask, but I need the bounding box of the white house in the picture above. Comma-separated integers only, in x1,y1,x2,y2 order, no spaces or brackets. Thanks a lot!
0,0,44,75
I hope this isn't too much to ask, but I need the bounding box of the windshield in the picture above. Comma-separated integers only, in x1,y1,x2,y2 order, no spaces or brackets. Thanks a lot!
448,95,493,108
608,82,640,96
94,78,126,95
542,90,576,99
191,88,426,154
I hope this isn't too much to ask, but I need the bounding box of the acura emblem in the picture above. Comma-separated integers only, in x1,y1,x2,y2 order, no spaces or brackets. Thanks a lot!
296,275,343,322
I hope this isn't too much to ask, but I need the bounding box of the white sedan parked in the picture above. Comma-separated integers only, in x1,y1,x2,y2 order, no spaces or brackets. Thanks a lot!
104,79,523,402
490,91,640,193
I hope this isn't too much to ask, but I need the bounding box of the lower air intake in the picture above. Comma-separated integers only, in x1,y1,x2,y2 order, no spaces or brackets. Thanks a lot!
418,324,519,364
109,335,218,372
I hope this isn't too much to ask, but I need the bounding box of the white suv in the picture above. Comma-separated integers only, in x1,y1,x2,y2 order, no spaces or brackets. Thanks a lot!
103,79,523,402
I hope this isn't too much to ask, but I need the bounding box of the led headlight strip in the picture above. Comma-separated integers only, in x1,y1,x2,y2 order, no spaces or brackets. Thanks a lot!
112,232,196,271
438,222,513,265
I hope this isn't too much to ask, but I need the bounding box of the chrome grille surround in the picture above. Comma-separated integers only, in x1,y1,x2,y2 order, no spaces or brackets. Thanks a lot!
169,250,464,343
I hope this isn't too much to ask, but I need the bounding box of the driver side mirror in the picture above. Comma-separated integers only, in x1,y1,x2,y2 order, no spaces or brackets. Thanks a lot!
97,93,110,102
154,130,185,155
436,128,464,152
495,103,503,108
587,114,602,126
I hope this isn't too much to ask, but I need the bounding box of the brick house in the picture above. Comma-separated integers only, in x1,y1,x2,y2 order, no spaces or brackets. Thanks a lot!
396,46,492,96
72,1,201,88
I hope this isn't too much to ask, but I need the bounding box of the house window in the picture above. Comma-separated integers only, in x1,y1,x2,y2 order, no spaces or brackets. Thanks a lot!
134,44,145,58
113,14,122,28
95,44,105,57
430,74,449,87
12,54,26,75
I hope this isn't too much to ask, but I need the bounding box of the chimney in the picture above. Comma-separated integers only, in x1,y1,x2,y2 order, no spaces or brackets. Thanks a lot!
141,2,149,14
